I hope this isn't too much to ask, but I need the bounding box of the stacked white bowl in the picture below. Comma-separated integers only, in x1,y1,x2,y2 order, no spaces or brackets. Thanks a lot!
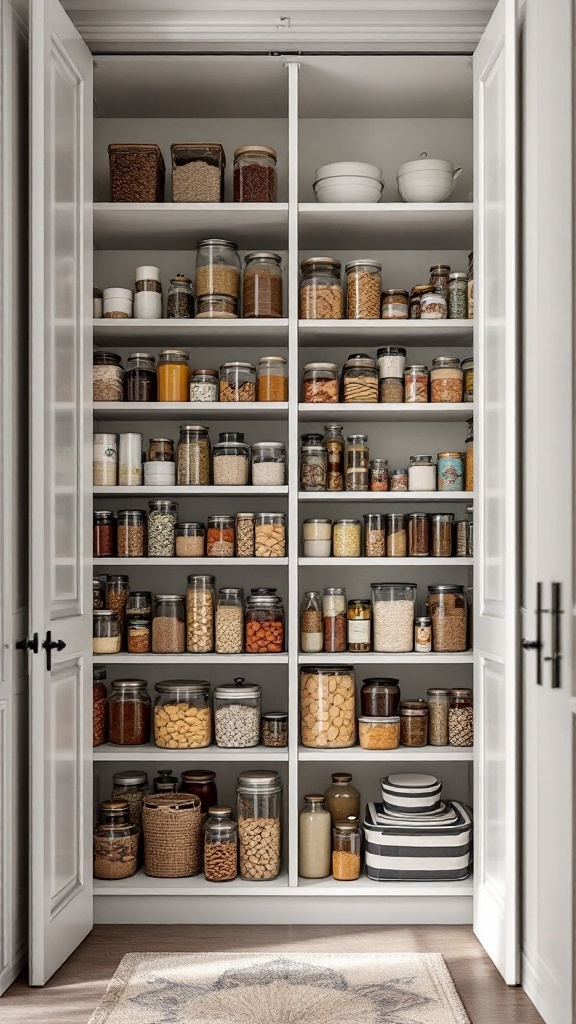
313,161,384,203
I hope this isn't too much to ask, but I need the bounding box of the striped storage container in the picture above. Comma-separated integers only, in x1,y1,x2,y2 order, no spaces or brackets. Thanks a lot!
363,800,472,881
380,772,442,814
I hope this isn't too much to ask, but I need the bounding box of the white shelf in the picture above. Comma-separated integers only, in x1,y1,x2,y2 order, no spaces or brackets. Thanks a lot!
94,486,289,497
94,870,291,897
96,557,289,567
299,491,473,503
94,402,288,421
93,202,289,249
298,652,473,665
94,743,288,762
298,744,473,762
298,319,473,346
298,202,473,249
93,318,288,346
299,557,472,567
298,402,471,422
99,653,290,665
296,875,473,897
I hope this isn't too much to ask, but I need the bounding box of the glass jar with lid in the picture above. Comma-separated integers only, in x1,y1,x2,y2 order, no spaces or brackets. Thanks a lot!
302,517,331,557
186,575,215,653
93,800,139,880
93,576,106,610
405,364,429,403
219,361,257,402
93,666,108,746
196,293,238,319
323,423,344,490
262,711,288,748
206,515,235,557
431,512,454,557
93,351,124,402
214,678,261,748
255,512,286,557
448,271,468,319
215,587,244,654
134,265,162,319
112,769,149,836
175,521,205,557
415,615,432,653
300,666,356,748
212,437,250,486
106,574,129,641
124,352,157,402
158,349,190,402
195,239,241,309
386,513,408,557
400,700,429,746
153,769,179,794
243,252,283,318
346,434,369,491
300,590,323,654
461,357,474,402
437,452,464,492
449,688,473,746
345,259,382,319
257,355,287,401
431,356,464,403
302,362,339,403
389,468,408,492
189,368,218,403
361,678,400,717
408,512,430,557
371,583,416,652
181,770,217,820
148,500,178,556
430,263,451,298
422,291,448,319
364,512,386,556
347,599,371,652
154,680,211,749
167,274,194,318
465,418,474,491
234,146,277,202
427,584,468,652
252,442,286,486
333,518,361,557
109,679,151,745
299,257,342,319
369,459,389,491
93,510,115,558
324,772,360,823
148,437,174,464
116,510,146,558
151,595,186,654
408,454,436,491
237,769,282,880
381,289,409,320
126,590,152,624
342,353,379,402
322,587,347,653
177,425,211,486
300,443,327,492
409,283,436,319
204,807,238,882
235,512,255,557
299,795,331,879
127,618,151,655
427,688,451,745
245,593,284,653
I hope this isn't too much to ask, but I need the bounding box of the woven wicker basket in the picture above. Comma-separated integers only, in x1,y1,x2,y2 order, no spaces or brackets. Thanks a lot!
108,143,165,203
143,793,201,877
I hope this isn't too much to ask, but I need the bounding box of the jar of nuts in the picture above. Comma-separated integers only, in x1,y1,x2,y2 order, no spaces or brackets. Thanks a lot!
255,512,286,557
186,575,215,653
152,595,187,654
299,257,342,319
235,512,255,556
237,769,282,881
154,680,211,749
430,356,463,403
245,593,284,654
215,587,244,654
300,665,356,748
93,800,139,880
302,362,339,403
219,361,257,402
206,515,235,557
449,688,473,746
214,678,261,748
345,259,382,319
204,807,238,883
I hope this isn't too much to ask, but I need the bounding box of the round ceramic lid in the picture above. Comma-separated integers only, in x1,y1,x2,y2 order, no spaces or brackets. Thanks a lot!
398,152,455,174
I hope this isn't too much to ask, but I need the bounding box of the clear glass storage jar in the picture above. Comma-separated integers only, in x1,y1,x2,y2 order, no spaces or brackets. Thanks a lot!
462,357,473,402
408,454,436,491
206,515,235,557
93,510,115,558
112,769,149,836
189,369,218,403
322,587,347,653
93,667,108,746
300,443,327,491
215,587,244,654
302,519,332,558
108,679,151,745
324,423,344,490
195,238,241,309
324,772,361,824
371,583,416,653
448,271,468,319
408,512,430,556
449,688,473,746
158,348,190,402
437,451,464,492
415,615,432,653
151,595,186,654
400,700,429,746
431,512,454,557
370,459,389,491
196,294,238,319
177,426,211,486
299,795,331,879
116,510,146,558
333,518,361,558
126,590,152,623
430,263,451,298
361,677,400,717
245,593,284,653
300,665,356,748
167,274,194,318
93,351,124,402
427,687,451,746
302,362,339,403
257,355,287,401
212,438,250,486
175,521,205,557
409,283,436,319
300,590,323,653
124,351,157,402
214,678,261,748
427,584,468,652
431,355,464,403
237,770,282,881
106,574,129,642
405,364,429,403
204,807,238,883
154,680,211,749
255,512,286,557
390,468,408,492
171,143,225,203
342,353,379,402
381,289,409,320
243,252,283,318
127,617,151,654
346,434,369,491
465,418,474,491
186,575,215,653
148,437,174,463
153,769,179,794
148,500,178,556
234,145,277,202
364,512,386,556
219,361,257,402
93,576,106,610
386,513,407,557
345,259,382,319
235,512,255,557
347,599,371,652
299,257,342,319
93,800,139,880
421,290,447,319
358,715,400,750
332,820,361,881
252,442,286,486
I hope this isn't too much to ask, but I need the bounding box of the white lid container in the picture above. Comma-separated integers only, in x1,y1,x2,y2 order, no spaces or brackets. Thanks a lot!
103,287,134,318
315,160,383,181
135,265,161,281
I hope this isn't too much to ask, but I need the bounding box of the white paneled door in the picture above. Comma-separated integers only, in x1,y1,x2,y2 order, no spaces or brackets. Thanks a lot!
473,0,520,985
29,0,93,985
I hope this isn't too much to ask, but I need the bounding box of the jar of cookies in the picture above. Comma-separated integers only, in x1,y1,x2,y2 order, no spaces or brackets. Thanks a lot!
154,681,211,749
300,665,356,748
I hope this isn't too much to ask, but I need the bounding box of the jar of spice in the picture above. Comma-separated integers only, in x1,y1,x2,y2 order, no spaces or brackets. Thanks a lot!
448,272,468,319
93,511,116,558
214,679,261,748
93,577,106,610
167,274,194,319
195,238,241,308
461,357,474,402
342,353,379,403
252,442,286,487
186,575,215,653
437,452,464,492
261,711,288,748
427,584,468,652
93,667,108,746
134,265,162,319
257,356,288,401
332,820,361,881
299,795,331,879
346,434,369,491
400,700,429,746
255,512,286,557
243,252,283,318
408,455,436,491
465,418,474,491
322,587,347,653
347,599,371,652
215,588,244,654
151,595,187,654
245,593,284,653
324,772,360,824
427,688,451,745
409,284,436,319
415,616,432,653
206,515,235,557
431,513,454,557
181,770,217,822
154,680,211,749
361,678,400,717
429,263,451,299
148,500,178,556
449,688,473,746
302,518,332,558
300,590,323,654
219,361,257,402
127,618,151,654
300,443,327,492
93,800,138,880
421,291,448,319
408,512,430,556
300,257,342,319
204,808,238,883
212,435,250,486
93,611,121,654
405,365,429,403
235,513,255,557
109,679,151,745
116,510,146,558
371,582,416,653
93,352,124,402
175,522,205,558
324,423,345,490
345,260,382,319
302,362,339,403
177,425,211,486
389,467,408,492
234,145,277,202
386,513,408,557
381,290,409,320
363,512,386,556
93,432,118,487
196,294,238,319
370,459,389,491
124,352,157,402
431,356,464,403
300,668,356,748
333,519,361,558
106,575,129,644
189,369,218,403
158,349,190,402
237,769,282,881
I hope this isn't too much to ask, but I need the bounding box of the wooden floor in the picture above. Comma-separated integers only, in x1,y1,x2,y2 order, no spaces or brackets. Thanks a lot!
1,925,544,1024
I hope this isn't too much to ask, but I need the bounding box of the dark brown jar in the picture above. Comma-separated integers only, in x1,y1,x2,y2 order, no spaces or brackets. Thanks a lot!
324,773,361,824
360,678,401,717
93,666,108,746
108,679,151,745
180,769,217,824
399,700,429,746
93,511,115,558
124,352,157,402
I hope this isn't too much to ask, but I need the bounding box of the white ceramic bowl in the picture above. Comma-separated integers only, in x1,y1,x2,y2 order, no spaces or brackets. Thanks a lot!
397,172,454,203
314,175,384,204
315,160,383,182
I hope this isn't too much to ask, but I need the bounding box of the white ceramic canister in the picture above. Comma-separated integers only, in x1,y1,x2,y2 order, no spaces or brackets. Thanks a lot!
93,432,119,486
134,266,163,319
118,433,143,486
408,456,436,491
144,461,176,486
103,287,134,319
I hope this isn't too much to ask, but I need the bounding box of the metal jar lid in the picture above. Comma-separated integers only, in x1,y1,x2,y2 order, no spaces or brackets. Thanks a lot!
236,769,282,791
245,251,282,263
112,770,148,786
400,700,429,716
427,584,465,593
345,259,382,272
196,238,238,250
234,145,277,159
155,680,210,694
300,256,341,272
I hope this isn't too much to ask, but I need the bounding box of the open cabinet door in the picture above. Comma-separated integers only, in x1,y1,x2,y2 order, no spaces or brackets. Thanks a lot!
29,0,93,985
473,0,520,985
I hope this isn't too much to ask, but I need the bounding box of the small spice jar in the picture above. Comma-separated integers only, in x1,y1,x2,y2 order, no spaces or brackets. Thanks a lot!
389,467,408,492
421,291,448,319
212,436,250,486
134,265,162,319
151,595,187,654
177,425,211,486
408,512,430,556
437,452,464,492
195,238,241,307
409,284,436,319
93,666,108,746
324,423,345,490
322,587,347,653
158,349,190,402
243,252,283,318
257,356,288,401
233,145,277,202
300,443,327,492
214,679,261,748
427,687,451,745
448,271,468,319
333,519,362,558
429,263,451,299
399,700,429,746
167,274,194,319
363,512,386,557
301,590,323,654
126,590,152,624
347,599,371,652
175,522,205,558
215,588,244,655
252,442,286,486
148,500,178,556
302,362,339,403
93,800,138,880
302,518,332,558
196,293,238,319
449,688,473,746
93,351,124,402
116,510,146,558
431,356,464,403
431,512,454,557
235,513,255,557
245,593,284,654
358,716,400,750
408,455,436,491
361,677,400,717
427,584,468,652
381,289,409,320
386,513,408,557
189,369,218,403
370,459,389,491
255,512,286,557
93,510,116,558
108,679,151,745
261,712,288,748
342,353,379,403
345,260,382,319
204,807,238,883
127,618,151,654
299,257,342,319
346,434,369,491
154,680,211,749
112,770,149,837
219,361,257,402
103,287,133,319
186,575,215,654
332,820,361,881
415,616,432,653
405,365,429,403
124,352,157,402
461,357,474,402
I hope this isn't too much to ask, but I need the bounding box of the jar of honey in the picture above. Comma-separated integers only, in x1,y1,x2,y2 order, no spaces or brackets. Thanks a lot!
158,349,190,402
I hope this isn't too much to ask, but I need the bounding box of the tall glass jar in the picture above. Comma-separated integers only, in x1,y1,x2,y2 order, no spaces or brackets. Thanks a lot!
167,274,194,319
235,512,255,557
214,679,261,748
449,688,473,746
153,769,179,794
302,362,339,403
345,260,382,319
431,355,464,403
206,515,235,557
342,353,379,402
93,800,139,880
186,575,215,653
189,369,218,403
112,769,149,837
158,349,190,402
323,423,344,490
431,512,454,557
430,263,451,299
346,434,369,491
427,585,468,652
386,513,407,557
116,510,146,558
93,610,121,655
300,443,327,492
347,599,371,652
252,443,286,487
371,583,416,652
177,425,211,486
93,666,108,746
299,257,342,319
332,820,361,880
300,666,356,748
370,459,389,491
364,512,386,556
93,351,124,402
322,587,347,653
408,512,430,557
245,594,284,653
106,574,129,643
108,679,151,745
195,238,241,312
215,587,244,654
324,772,361,824
151,595,186,654
300,591,323,654
93,510,115,558
257,356,287,401
124,352,157,402
299,795,331,878
148,500,178,556
448,272,468,319
243,252,283,318
405,364,429,403
204,807,238,882
465,418,474,491
154,680,211,749
237,770,282,880
233,146,277,202
213,437,250,486
427,688,451,746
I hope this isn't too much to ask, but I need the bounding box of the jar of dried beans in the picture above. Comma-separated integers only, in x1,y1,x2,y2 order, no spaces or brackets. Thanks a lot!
245,594,284,653
400,700,429,746
116,510,146,558
301,591,323,654
252,442,286,486
346,434,369,491
175,522,205,557
233,145,277,203
237,769,282,881
364,513,386,556
243,252,283,318
93,800,138,880
324,423,344,490
299,257,342,319
186,575,215,653
158,349,190,402
300,666,356,748
93,510,115,558
177,426,211,486
204,808,238,883
124,351,157,402
431,513,454,557
371,583,416,653
449,688,473,746
303,362,339,403
215,588,244,654
386,513,407,557
189,369,218,403
427,584,468,652
235,513,255,556
408,512,430,556
322,587,347,653
93,351,124,402
167,275,194,318
207,515,235,557
332,820,361,880
347,599,371,652
109,679,151,745
148,500,178,556
212,437,250,486
370,459,389,491
195,238,241,312
93,666,108,746
152,595,187,654
430,356,463,403
345,259,382,319
427,688,450,745
405,364,429,403
214,679,261,748
257,355,287,401
342,353,378,403
333,519,361,558
300,443,327,491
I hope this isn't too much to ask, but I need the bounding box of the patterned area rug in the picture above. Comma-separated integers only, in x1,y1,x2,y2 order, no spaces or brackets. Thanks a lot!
88,951,471,1023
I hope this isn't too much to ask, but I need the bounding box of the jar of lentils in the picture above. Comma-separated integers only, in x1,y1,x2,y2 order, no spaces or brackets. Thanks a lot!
345,260,382,319
243,252,283,318
299,257,342,319
449,688,473,746
109,679,151,745
177,425,211,485
148,500,178,557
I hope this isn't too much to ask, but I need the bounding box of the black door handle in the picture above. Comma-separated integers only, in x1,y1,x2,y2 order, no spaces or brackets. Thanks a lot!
42,631,66,671
521,582,544,685
544,582,562,689
522,639,541,650
15,633,39,654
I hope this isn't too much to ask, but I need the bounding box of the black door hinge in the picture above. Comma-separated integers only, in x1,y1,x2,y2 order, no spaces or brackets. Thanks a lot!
16,633,39,654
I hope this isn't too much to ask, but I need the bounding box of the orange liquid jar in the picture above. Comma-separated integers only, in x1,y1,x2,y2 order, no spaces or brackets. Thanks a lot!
158,348,190,401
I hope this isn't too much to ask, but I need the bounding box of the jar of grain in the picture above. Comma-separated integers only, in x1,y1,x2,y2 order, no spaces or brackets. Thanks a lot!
106,574,129,642
245,594,284,653
415,616,432,653
455,520,469,557
206,515,235,557
186,575,215,653
301,591,323,654
124,352,157,402
154,681,211,749
363,513,386,556
195,239,241,310
235,513,255,556
332,820,361,881
158,349,190,401
360,678,400,717
302,362,339,403
461,357,473,402
427,584,468,652
196,294,238,319
234,146,277,202
93,432,119,486
324,423,345,490
167,275,194,319
449,688,473,746
261,712,288,748
342,353,379,403
189,369,218,403
389,467,408,492
152,595,186,654
243,253,283,318
93,510,116,558
300,666,356,748
212,438,250,486
219,362,257,402
257,356,287,401
400,700,429,746
380,377,404,403
370,459,389,491
300,257,342,319
299,795,331,878
214,679,261,748
386,513,407,557
177,425,211,486
93,351,124,402
252,442,286,486
324,772,361,824
93,667,108,746
448,272,468,319
175,521,205,557
116,510,146,558
346,434,369,491
300,444,327,492
171,142,225,203
430,263,451,299
405,365,429,403
430,513,454,557
302,518,331,558
437,452,464,492
465,418,474,491
409,284,436,319
347,599,371,652
93,800,138,880
333,519,361,558
345,260,382,319
103,287,133,319
255,512,286,557
408,512,430,556
381,289,409,320
108,679,151,745
358,716,400,750
371,583,416,653
134,266,162,319
148,500,178,556
127,618,151,654
421,291,448,319
237,770,282,881
204,808,238,883
215,588,244,654
322,588,347,653
427,688,451,745
431,356,464,403
408,455,436,491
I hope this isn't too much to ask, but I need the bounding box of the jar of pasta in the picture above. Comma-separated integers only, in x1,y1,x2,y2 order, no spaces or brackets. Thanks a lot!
386,513,407,557
237,770,282,881
346,434,369,491
303,362,339,403
206,515,235,557
430,356,463,403
347,599,371,652
333,519,361,558
324,423,345,490
257,356,287,401
195,238,241,310
405,365,429,403
299,257,342,319
345,260,382,319
158,349,190,402
300,666,356,748
322,587,347,653
255,512,286,557
342,353,378,403
381,289,409,320
243,252,283,318
186,575,215,653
